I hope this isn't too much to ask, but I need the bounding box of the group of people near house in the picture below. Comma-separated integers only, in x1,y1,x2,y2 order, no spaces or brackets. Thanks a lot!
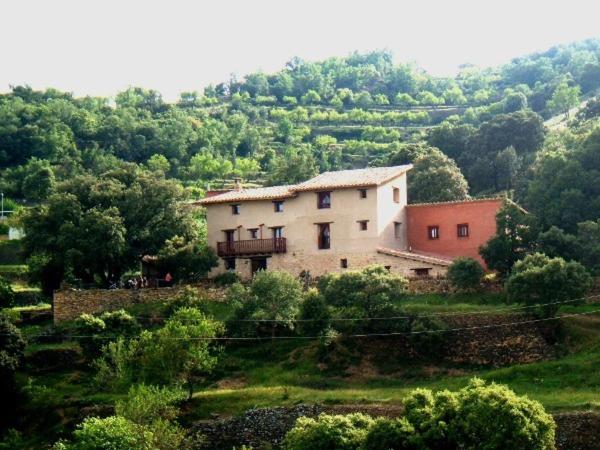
108,272,173,290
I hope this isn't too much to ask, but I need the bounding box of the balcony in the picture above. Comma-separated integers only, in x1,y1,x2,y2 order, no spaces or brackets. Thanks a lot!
217,238,287,257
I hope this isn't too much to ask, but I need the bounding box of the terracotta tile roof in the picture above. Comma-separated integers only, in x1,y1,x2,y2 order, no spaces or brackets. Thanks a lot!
293,165,412,192
198,185,296,204
377,247,453,266
199,165,412,204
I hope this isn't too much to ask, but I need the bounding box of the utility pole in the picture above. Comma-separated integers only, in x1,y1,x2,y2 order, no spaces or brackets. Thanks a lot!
1,192,4,219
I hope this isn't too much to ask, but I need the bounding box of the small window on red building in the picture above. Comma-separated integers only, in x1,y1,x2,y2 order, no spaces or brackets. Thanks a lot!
231,204,240,215
317,191,331,209
358,189,367,199
393,187,400,203
340,258,348,268
457,223,469,237
358,220,368,231
273,201,284,212
428,226,440,240
248,228,258,239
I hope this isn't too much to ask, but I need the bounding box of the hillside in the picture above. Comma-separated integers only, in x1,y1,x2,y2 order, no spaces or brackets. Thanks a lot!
1,39,599,206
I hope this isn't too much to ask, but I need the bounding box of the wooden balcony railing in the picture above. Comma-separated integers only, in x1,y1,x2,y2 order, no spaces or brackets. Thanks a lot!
216,238,287,257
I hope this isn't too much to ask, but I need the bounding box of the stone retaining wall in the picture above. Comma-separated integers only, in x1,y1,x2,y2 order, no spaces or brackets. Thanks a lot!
52,285,222,324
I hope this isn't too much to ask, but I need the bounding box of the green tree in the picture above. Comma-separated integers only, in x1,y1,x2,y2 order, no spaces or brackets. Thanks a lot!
318,265,408,332
547,79,581,118
228,271,303,337
138,308,223,400
266,145,318,186
506,253,592,317
447,257,484,291
156,236,218,282
525,126,600,232
21,168,198,293
146,154,171,176
0,317,25,429
480,201,538,277
0,276,15,308
408,148,469,203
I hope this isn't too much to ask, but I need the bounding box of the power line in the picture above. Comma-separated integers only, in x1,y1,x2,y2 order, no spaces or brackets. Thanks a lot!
11,308,600,341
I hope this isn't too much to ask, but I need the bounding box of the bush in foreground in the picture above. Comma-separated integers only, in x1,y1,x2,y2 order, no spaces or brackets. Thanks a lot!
283,379,555,450
283,413,374,450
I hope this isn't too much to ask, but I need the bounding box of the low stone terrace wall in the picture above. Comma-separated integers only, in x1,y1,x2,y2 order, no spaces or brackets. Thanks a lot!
52,285,222,324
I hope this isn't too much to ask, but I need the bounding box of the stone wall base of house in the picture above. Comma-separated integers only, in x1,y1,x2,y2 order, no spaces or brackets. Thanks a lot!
212,250,448,280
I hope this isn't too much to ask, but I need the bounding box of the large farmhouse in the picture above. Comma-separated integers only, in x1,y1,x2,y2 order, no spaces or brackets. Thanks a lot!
199,166,503,279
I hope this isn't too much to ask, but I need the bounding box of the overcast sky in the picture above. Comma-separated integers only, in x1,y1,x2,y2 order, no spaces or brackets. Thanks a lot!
1,0,599,101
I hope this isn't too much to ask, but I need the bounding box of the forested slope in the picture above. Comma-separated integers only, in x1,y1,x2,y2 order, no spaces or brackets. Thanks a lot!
1,38,599,217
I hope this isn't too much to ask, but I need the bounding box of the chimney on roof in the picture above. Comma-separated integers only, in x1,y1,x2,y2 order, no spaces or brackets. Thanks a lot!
234,177,242,191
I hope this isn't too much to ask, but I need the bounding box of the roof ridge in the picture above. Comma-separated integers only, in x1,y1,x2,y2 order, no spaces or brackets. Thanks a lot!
406,196,505,207
377,247,453,266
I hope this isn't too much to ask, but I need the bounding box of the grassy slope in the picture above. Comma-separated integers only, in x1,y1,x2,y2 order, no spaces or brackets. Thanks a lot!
189,308,600,419
12,293,600,444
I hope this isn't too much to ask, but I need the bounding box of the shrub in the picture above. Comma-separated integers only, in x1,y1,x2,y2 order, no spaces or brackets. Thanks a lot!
0,316,26,429
506,253,592,317
99,309,140,336
448,378,555,450
214,271,240,287
227,271,303,337
95,309,223,399
164,286,209,316
298,288,331,336
73,314,106,359
55,385,192,449
282,413,374,450
54,415,149,450
447,257,484,291
408,316,448,357
0,276,15,308
115,384,185,425
318,265,408,332
362,417,416,450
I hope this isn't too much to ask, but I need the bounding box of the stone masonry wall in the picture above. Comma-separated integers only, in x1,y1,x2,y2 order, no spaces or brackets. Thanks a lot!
52,286,221,324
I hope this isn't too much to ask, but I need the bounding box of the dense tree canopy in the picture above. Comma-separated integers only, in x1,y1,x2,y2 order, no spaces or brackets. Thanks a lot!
21,166,200,293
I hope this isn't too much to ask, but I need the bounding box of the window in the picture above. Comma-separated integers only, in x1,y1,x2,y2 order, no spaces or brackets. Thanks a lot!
224,258,236,270
317,223,330,249
271,227,284,239
412,268,431,277
358,220,368,231
273,201,284,212
428,226,440,240
393,187,400,203
394,222,402,238
340,258,348,268
457,223,469,238
224,230,235,242
317,191,331,209
358,189,367,199
248,228,258,239
231,204,240,215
